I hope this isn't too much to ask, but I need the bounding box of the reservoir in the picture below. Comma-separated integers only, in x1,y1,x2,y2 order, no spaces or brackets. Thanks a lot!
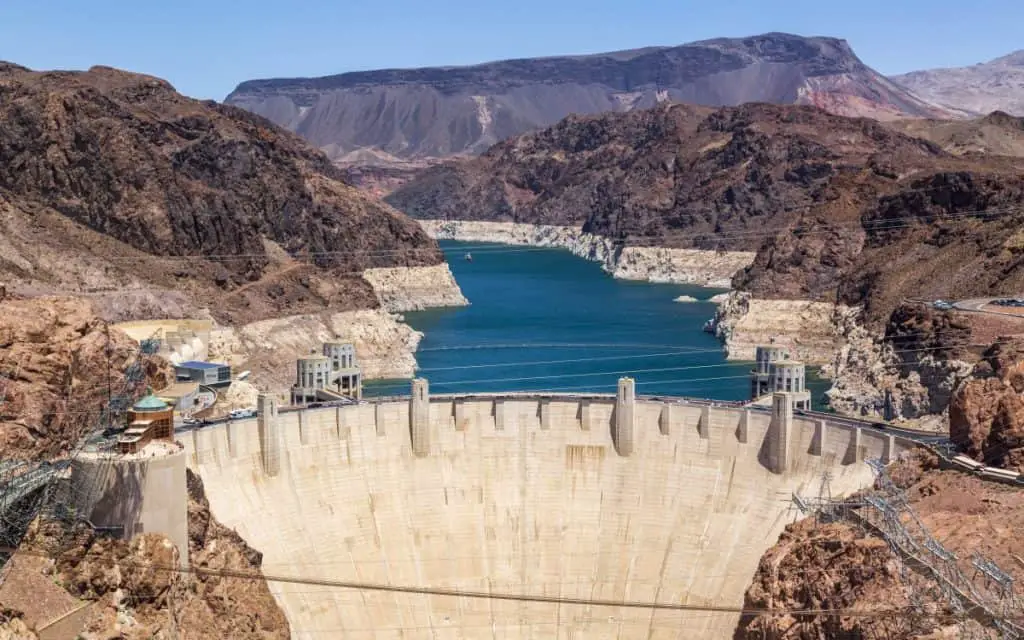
367,241,828,404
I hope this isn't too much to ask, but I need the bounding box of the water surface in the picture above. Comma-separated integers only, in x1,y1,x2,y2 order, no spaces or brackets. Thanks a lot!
366,241,828,405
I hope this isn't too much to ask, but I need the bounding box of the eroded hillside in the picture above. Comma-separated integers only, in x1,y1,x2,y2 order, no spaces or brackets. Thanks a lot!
0,293,171,459
0,62,443,324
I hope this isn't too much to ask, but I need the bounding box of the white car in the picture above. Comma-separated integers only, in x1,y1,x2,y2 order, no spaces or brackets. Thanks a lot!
228,408,256,419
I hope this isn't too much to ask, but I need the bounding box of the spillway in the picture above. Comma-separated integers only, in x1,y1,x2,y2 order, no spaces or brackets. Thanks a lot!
184,388,907,639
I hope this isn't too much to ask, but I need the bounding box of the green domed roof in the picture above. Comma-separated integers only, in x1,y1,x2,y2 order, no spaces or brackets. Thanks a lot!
133,388,168,412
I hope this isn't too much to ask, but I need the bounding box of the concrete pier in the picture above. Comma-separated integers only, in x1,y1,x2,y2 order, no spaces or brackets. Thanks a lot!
699,405,711,439
811,419,826,456
410,378,430,456
767,392,793,474
257,394,280,477
613,377,636,456
72,449,189,568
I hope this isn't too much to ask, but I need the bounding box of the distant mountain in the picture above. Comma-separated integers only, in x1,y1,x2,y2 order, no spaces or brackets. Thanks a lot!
225,33,955,162
891,50,1024,116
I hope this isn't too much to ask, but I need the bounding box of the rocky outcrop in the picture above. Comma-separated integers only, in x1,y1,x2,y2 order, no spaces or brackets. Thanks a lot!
734,519,928,639
0,62,445,325
419,220,754,286
888,111,1024,158
207,309,422,394
226,33,952,161
949,337,1024,471
825,304,975,422
0,296,172,459
361,264,469,312
738,452,1024,638
711,292,851,364
18,470,289,639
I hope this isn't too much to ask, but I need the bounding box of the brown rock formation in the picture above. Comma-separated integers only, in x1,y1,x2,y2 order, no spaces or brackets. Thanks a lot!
0,296,171,459
0,62,443,324
734,519,933,639
390,101,1024,324
738,452,1024,638
19,470,288,639
950,337,1024,470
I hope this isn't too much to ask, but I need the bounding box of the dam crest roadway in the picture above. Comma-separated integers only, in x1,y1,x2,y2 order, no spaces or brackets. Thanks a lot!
182,379,911,639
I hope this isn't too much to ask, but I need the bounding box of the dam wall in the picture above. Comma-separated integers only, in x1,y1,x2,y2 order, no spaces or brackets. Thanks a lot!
185,391,912,639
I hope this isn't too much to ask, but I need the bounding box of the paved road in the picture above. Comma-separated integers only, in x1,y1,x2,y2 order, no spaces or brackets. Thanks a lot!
953,297,1024,319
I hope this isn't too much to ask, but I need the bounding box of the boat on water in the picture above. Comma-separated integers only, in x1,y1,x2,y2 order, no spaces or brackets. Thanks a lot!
464,253,473,262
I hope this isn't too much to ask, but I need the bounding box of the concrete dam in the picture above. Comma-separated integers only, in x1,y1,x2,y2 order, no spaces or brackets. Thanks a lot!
184,380,909,639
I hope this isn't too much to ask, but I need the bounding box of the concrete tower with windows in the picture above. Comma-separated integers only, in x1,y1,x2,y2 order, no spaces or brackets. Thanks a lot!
290,343,363,405
323,342,361,400
750,345,810,410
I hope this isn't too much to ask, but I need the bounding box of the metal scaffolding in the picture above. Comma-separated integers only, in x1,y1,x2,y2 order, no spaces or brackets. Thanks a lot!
0,332,153,564
793,459,1024,639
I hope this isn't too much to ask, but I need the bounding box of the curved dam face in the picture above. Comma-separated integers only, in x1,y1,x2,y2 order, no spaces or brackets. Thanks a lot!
184,390,908,639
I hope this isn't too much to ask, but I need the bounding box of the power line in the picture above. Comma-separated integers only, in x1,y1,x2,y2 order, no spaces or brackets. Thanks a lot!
17,198,1024,269
0,545,914,619
5,332,998,420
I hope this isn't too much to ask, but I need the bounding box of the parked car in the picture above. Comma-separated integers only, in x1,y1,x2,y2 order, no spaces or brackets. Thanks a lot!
228,408,256,419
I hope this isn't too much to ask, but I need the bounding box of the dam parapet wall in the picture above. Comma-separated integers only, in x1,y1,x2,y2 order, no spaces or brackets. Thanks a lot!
186,389,911,475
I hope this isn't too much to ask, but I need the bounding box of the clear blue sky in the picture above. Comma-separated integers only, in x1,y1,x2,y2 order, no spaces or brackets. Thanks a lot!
2,0,1021,100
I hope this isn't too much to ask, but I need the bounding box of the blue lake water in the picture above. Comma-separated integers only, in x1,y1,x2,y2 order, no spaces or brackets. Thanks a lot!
366,241,829,405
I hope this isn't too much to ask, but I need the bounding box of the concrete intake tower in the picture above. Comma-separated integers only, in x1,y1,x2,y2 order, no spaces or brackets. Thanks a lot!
185,379,906,639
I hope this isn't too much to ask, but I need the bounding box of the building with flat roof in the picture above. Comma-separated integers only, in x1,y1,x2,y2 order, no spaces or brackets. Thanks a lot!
175,361,231,387
749,345,810,410
156,382,201,414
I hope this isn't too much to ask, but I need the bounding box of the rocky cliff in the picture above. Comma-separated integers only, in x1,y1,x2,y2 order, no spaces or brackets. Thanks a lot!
889,111,1024,157
389,102,962,251
226,33,952,162
891,49,1024,117
0,295,172,459
949,337,1024,471
15,470,290,639
0,62,449,325
207,309,423,393
737,451,1024,638
362,263,469,312
711,292,851,364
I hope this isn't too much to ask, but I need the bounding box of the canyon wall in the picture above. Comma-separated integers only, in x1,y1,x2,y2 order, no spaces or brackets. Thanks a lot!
362,263,468,312
208,309,422,394
712,293,974,425
711,292,853,365
419,220,754,287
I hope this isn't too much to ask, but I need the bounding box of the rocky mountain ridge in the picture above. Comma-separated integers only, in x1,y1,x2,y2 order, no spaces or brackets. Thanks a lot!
226,32,954,161
389,101,1024,326
892,49,1024,117
0,62,446,325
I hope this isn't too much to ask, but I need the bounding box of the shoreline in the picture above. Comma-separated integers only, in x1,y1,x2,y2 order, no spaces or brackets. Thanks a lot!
418,219,755,288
